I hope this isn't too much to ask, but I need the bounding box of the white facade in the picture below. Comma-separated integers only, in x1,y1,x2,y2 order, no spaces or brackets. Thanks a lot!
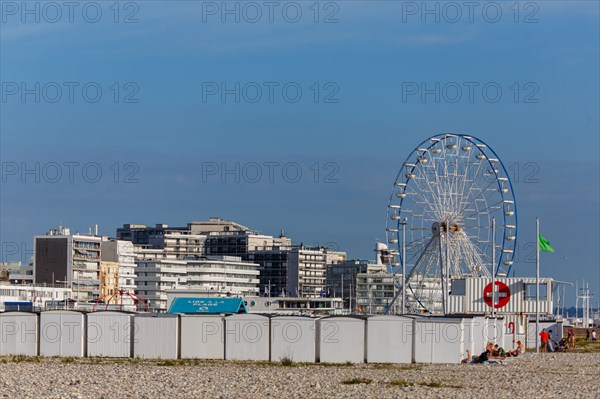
0,284,71,311
502,314,527,350
150,232,207,259
135,259,187,312
87,311,134,357
225,314,270,361
135,254,260,312
0,312,38,356
133,314,179,359
271,316,316,362
186,256,260,296
317,316,365,363
367,316,414,363
101,240,137,299
413,317,464,364
246,296,345,315
448,277,553,315
39,311,86,357
463,317,484,356
180,315,225,359
288,248,328,298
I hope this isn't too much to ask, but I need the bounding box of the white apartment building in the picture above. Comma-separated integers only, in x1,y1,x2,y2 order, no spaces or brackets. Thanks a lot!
186,256,260,296
134,259,188,312
288,247,335,298
149,232,207,259
133,249,261,311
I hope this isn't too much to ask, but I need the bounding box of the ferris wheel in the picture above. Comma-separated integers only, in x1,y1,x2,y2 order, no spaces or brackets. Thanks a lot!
385,134,517,314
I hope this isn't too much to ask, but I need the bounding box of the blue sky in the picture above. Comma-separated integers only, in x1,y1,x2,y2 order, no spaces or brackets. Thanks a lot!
1,1,598,305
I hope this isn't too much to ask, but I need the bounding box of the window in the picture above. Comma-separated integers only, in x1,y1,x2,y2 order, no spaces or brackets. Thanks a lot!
450,279,466,295
524,283,547,300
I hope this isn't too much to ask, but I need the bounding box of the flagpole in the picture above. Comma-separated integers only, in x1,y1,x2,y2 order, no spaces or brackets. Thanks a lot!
341,275,344,310
536,217,540,354
401,218,407,315
492,217,496,318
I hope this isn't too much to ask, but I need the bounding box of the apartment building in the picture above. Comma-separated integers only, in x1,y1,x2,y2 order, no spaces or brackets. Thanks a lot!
0,262,33,285
100,239,137,296
288,246,328,298
135,258,188,312
34,227,102,302
186,256,260,296
326,259,370,309
0,285,71,311
116,218,251,258
118,219,345,300
248,249,290,297
204,232,291,256
355,264,399,315
132,247,261,311
99,261,119,301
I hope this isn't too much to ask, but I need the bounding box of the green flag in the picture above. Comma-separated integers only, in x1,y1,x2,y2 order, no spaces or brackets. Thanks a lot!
538,234,555,253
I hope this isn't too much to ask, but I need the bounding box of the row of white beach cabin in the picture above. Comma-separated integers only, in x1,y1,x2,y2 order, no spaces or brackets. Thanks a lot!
0,311,551,364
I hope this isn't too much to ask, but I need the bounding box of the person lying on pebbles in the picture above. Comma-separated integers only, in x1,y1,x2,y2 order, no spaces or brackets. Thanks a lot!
462,342,506,364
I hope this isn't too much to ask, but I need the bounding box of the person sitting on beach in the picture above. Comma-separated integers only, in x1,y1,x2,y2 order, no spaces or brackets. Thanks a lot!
461,350,473,364
471,343,492,364
493,344,507,357
488,348,506,361
507,341,525,357
471,342,506,363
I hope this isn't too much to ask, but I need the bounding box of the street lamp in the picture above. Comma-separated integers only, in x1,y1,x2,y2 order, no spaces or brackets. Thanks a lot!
55,279,69,309
401,218,408,315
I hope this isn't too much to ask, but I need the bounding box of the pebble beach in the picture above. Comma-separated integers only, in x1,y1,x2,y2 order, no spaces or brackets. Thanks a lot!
1,352,598,399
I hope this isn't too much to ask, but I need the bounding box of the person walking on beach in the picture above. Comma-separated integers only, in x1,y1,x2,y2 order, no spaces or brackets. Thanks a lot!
540,329,549,352
568,328,575,349
547,330,555,352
